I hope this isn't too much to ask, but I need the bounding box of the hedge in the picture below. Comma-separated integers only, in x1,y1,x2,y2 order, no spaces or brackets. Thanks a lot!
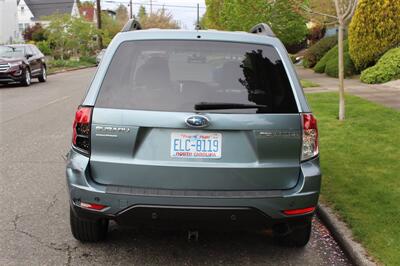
303,36,337,68
349,0,400,71
360,47,400,84
314,40,357,78
36,40,51,56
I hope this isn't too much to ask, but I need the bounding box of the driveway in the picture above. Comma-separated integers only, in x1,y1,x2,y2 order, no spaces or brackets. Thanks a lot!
0,68,350,265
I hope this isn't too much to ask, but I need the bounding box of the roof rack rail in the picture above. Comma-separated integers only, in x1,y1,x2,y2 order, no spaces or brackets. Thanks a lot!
249,23,275,37
121,19,142,32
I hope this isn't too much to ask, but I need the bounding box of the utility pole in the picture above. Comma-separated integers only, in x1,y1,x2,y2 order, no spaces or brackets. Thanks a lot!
195,3,200,30
96,0,103,49
150,0,153,14
129,0,133,19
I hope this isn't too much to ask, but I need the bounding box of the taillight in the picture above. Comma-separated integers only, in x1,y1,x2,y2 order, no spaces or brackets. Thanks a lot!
301,113,318,161
72,106,92,155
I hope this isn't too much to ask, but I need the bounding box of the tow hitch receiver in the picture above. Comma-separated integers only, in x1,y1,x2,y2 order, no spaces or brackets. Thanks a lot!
187,230,199,241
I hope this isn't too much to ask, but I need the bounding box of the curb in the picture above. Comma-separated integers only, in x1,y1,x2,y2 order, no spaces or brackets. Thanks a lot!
317,203,376,266
48,65,96,76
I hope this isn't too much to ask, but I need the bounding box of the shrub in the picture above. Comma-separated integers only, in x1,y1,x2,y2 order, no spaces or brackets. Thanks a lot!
36,41,51,56
314,45,338,73
349,0,400,71
23,24,46,42
313,40,357,78
48,60,80,68
303,36,337,68
325,52,357,78
79,56,96,65
286,40,307,54
360,47,400,84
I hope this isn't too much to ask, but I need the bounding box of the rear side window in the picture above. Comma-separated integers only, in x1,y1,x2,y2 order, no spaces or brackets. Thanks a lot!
96,40,298,113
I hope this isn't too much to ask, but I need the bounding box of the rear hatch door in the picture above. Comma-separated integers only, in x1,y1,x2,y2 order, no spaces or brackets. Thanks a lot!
89,39,302,190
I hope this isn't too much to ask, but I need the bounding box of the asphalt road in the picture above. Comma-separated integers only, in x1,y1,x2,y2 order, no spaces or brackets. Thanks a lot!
0,68,351,266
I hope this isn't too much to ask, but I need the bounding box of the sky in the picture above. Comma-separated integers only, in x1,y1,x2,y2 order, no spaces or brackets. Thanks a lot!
99,0,206,29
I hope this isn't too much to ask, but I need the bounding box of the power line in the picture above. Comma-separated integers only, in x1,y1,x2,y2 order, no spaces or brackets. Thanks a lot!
26,1,206,9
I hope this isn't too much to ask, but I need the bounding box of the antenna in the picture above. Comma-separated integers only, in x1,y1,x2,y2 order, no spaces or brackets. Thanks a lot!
195,3,201,30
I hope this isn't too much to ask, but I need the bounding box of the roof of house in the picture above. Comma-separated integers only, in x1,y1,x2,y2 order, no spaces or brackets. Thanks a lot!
24,0,75,20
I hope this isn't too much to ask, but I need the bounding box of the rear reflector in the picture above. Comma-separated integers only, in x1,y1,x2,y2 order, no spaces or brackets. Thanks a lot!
301,113,319,161
283,206,316,216
80,202,107,211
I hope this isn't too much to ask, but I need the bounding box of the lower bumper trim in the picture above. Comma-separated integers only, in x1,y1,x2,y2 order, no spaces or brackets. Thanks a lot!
114,204,272,229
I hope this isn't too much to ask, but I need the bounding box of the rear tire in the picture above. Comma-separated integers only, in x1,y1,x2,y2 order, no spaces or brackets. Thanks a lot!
70,207,109,242
21,68,31,87
38,65,47,82
273,219,312,247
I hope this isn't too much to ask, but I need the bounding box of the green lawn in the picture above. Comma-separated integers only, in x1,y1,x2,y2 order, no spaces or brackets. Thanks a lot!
307,93,400,265
301,79,320,88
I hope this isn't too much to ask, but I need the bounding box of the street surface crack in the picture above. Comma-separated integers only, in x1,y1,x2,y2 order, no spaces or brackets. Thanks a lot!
46,186,65,213
12,214,75,265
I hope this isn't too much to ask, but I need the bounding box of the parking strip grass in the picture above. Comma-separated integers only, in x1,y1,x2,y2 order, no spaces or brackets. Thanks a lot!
47,59,96,74
306,92,400,265
301,79,320,88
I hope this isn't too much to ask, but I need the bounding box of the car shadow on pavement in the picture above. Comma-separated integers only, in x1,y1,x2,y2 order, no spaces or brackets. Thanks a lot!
0,82,38,89
70,218,351,265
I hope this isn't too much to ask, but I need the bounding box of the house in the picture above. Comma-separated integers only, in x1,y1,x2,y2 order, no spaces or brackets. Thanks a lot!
79,5,96,23
17,0,80,38
0,0,20,44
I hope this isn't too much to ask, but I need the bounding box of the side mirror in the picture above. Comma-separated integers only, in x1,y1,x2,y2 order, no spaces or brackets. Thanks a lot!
26,54,33,59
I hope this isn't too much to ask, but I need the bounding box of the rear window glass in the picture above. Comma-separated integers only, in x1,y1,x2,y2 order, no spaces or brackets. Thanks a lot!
96,40,298,113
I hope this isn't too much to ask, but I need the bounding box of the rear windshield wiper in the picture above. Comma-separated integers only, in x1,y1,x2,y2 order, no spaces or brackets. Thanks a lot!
194,102,267,110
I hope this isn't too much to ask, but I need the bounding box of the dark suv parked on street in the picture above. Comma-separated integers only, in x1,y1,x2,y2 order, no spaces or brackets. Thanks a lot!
0,44,47,86
67,21,321,246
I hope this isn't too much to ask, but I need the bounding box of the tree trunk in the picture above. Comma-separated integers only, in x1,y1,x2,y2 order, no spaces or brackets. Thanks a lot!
338,22,345,120
334,0,346,121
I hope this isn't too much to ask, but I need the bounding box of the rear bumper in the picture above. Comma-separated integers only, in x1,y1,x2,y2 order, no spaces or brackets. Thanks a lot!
66,149,321,227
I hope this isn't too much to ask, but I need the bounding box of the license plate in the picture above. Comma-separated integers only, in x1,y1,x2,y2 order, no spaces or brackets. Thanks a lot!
170,132,222,159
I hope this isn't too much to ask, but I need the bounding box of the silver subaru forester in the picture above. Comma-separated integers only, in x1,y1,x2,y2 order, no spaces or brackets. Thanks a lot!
67,22,320,246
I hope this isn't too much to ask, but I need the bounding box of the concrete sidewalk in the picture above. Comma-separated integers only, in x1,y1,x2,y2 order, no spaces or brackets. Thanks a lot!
296,67,400,110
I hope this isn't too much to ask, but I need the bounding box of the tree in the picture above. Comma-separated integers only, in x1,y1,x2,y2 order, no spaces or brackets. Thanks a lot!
115,4,129,26
305,0,337,24
348,0,400,70
202,0,225,29
101,13,121,46
44,14,74,60
139,8,180,29
334,0,358,121
303,0,358,121
203,0,308,47
45,15,99,58
137,5,147,20
69,17,99,56
80,1,94,8
268,0,309,47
